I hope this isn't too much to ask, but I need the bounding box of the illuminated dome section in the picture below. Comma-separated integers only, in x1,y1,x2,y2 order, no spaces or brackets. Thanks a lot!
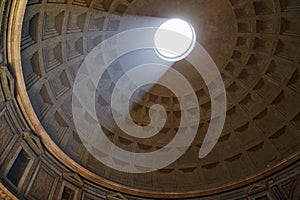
154,19,196,61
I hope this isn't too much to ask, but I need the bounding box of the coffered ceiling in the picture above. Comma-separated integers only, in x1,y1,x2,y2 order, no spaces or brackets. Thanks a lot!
20,0,300,195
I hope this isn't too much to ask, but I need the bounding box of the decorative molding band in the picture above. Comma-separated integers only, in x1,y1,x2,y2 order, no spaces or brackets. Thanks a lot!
0,182,18,200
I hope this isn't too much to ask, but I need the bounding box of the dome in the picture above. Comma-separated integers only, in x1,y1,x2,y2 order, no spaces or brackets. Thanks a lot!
0,0,299,199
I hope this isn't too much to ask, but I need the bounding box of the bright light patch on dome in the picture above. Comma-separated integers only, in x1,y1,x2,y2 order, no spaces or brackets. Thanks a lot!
154,19,196,62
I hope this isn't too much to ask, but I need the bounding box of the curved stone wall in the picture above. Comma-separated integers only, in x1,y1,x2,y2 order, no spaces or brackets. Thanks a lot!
0,0,299,199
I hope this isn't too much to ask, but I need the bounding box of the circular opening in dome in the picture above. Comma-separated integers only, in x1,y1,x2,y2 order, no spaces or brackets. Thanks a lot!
154,19,196,62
